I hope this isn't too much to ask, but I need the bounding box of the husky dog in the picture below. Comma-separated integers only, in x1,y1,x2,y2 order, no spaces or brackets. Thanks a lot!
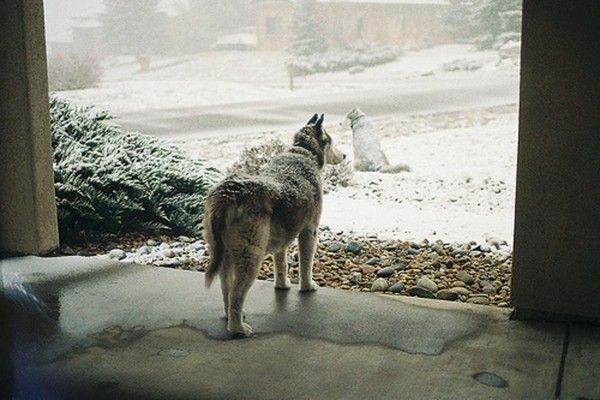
203,114,345,338
342,107,410,173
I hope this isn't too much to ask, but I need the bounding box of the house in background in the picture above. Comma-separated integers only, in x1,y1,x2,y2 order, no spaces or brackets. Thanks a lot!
256,0,451,51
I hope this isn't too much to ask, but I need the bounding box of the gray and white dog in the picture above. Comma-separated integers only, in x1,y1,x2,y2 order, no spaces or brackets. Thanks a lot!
203,114,345,338
342,107,410,173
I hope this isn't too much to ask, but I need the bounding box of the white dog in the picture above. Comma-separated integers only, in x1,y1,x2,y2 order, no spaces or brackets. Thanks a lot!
342,107,410,173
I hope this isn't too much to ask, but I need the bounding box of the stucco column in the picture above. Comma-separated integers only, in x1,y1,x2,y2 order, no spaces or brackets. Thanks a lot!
512,0,600,320
0,0,59,255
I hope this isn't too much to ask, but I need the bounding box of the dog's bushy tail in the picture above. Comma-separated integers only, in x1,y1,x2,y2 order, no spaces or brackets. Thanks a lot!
203,193,228,288
380,163,411,174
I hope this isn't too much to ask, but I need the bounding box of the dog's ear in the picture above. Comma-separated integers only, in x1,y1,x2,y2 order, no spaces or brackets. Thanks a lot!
316,114,324,129
307,114,319,125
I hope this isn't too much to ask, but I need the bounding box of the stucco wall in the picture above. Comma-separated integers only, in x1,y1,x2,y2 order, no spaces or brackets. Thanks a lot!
0,0,59,255
512,0,600,320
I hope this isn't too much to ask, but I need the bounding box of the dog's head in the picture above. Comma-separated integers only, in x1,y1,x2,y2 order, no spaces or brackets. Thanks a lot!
340,106,366,130
294,114,345,168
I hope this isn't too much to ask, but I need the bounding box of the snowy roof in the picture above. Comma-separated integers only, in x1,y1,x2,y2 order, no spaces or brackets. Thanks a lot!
316,0,448,4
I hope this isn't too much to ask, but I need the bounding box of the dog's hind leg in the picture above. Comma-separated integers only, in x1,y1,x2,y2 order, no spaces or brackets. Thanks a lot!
274,251,291,290
298,227,319,292
228,252,262,338
219,258,232,318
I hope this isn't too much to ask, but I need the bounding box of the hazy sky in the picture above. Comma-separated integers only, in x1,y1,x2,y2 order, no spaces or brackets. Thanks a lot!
44,0,179,42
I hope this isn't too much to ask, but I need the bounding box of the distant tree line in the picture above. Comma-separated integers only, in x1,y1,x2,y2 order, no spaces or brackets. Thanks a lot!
442,0,522,50
98,0,255,57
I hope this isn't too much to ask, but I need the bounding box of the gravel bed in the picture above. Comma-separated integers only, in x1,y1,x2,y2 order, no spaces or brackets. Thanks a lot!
64,228,512,307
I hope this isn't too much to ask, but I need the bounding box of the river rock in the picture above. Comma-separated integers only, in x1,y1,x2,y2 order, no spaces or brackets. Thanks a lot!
377,267,396,278
408,287,436,299
436,289,459,301
449,287,471,296
467,296,490,305
361,265,376,275
108,249,126,260
326,241,343,252
346,241,363,254
416,277,438,293
370,278,388,292
456,271,475,285
137,246,152,255
388,282,405,293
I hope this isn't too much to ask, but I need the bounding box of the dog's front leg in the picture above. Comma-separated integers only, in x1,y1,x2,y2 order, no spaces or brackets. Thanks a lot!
274,251,291,290
298,227,318,292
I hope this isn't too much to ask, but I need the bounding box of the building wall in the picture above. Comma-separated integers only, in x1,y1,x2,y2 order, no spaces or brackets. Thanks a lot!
320,3,449,49
256,0,450,51
256,1,295,51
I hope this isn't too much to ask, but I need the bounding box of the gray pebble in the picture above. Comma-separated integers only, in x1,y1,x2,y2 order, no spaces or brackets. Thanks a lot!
449,287,471,296
482,285,496,294
108,249,126,260
467,296,490,305
417,277,438,293
408,287,436,299
162,249,175,258
436,289,459,301
366,257,380,265
431,244,444,255
377,267,396,278
137,246,152,255
62,246,76,255
370,278,388,292
327,242,343,252
346,241,363,254
457,270,475,285
393,262,407,271
388,282,405,293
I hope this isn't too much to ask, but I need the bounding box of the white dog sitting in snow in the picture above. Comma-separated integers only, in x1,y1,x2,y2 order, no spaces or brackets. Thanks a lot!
342,107,410,173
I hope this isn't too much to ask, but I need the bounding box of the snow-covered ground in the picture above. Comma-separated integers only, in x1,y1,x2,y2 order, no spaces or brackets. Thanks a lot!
55,44,520,245
55,45,517,114
321,107,517,244
171,104,518,245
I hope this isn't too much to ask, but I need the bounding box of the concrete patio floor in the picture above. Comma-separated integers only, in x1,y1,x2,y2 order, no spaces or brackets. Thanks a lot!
1,256,598,399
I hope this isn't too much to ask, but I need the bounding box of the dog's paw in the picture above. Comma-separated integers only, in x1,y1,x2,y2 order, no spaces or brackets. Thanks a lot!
300,280,319,292
275,278,292,290
229,322,253,339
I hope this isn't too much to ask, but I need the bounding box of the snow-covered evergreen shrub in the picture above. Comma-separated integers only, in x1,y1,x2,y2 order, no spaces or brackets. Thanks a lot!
290,42,400,76
50,97,221,242
228,137,353,193
48,53,102,91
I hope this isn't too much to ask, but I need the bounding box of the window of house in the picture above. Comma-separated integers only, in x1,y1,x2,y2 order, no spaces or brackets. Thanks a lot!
266,17,282,36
